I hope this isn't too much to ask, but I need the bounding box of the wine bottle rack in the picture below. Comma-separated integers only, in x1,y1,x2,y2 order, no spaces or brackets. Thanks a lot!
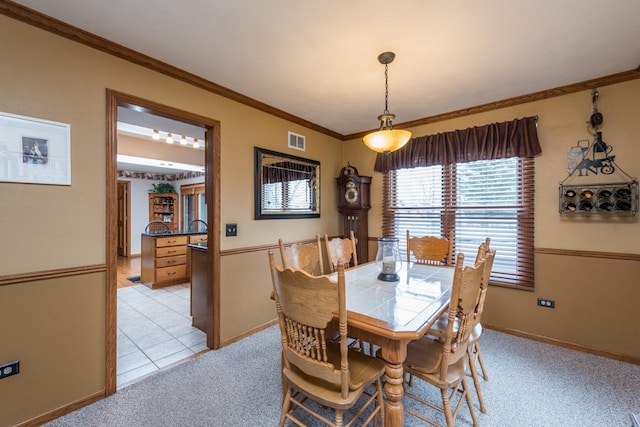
559,181,638,215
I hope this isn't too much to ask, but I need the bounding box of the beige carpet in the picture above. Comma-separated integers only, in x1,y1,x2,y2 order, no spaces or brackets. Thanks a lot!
44,326,640,426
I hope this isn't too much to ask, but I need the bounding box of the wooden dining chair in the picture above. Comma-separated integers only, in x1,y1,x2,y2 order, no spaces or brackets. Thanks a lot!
144,221,171,234
278,235,324,276
268,251,385,427
424,240,496,414
402,252,484,427
188,219,208,233
406,230,454,266
324,230,358,272
466,239,495,413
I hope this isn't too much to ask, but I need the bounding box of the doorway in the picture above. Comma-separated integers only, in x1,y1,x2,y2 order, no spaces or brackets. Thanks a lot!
106,89,221,395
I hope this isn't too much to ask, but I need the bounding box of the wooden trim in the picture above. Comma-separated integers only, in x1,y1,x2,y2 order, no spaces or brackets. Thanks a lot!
535,247,640,261
220,319,278,348
485,324,640,366
15,390,105,427
205,107,222,351
2,1,638,142
0,264,106,286
221,240,640,262
0,1,341,140
105,90,119,395
117,349,211,390
220,236,340,257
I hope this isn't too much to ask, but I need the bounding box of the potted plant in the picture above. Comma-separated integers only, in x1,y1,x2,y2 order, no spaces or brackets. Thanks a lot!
150,182,176,193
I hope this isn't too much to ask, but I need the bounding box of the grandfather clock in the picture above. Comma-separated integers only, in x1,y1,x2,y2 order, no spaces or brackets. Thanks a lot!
336,163,372,263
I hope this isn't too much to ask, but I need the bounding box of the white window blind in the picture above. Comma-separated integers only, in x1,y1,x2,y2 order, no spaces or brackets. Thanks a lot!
384,157,535,288
262,180,313,213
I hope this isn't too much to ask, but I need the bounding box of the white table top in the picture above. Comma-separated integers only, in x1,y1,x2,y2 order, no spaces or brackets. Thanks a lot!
331,262,455,333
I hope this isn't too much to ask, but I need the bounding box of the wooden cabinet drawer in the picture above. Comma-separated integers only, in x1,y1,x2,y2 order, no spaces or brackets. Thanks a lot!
189,234,207,244
156,236,188,247
156,255,186,268
156,245,187,258
155,265,187,283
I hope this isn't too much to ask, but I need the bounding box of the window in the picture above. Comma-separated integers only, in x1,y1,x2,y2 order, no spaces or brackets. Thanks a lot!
383,157,535,289
262,180,314,213
180,183,206,229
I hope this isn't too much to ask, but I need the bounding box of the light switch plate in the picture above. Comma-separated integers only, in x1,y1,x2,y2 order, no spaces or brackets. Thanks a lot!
0,361,19,380
226,223,237,237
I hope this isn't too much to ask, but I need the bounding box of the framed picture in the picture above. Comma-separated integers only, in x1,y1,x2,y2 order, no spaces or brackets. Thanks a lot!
0,111,71,185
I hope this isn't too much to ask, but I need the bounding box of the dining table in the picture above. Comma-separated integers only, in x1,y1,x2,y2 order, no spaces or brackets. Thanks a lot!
329,261,455,427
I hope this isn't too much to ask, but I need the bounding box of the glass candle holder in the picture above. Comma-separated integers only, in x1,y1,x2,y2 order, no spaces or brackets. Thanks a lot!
375,237,402,282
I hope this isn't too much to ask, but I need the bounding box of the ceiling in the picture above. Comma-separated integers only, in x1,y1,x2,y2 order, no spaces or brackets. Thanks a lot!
116,107,205,174
10,0,640,138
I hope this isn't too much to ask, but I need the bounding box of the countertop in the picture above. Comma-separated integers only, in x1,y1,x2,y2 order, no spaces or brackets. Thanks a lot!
188,242,208,250
142,230,207,237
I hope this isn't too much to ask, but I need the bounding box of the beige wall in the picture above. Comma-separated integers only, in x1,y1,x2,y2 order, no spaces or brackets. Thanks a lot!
0,16,342,426
344,79,640,359
0,274,105,426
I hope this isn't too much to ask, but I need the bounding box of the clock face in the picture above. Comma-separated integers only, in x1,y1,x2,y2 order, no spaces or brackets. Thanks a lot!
345,181,358,204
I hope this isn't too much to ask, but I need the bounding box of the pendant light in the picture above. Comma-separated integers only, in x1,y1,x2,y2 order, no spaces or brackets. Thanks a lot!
362,51,411,153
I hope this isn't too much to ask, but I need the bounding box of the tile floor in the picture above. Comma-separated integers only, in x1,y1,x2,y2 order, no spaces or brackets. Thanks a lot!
117,283,207,388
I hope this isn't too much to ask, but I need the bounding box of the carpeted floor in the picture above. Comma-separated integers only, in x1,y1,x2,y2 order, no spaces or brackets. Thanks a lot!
43,326,640,427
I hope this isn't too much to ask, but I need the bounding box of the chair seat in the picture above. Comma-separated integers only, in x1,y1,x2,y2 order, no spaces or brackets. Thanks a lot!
404,337,468,388
284,342,385,409
428,316,482,342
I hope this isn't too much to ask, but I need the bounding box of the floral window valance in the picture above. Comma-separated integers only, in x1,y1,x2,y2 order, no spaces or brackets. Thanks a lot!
374,116,541,173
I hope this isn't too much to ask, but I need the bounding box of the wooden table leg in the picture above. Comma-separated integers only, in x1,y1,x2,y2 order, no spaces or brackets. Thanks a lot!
380,339,407,427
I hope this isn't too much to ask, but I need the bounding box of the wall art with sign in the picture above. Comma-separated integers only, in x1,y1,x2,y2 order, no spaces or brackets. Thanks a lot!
0,111,71,186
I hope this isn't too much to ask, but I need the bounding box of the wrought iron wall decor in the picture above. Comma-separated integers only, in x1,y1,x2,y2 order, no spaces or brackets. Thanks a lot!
559,88,638,215
559,182,638,214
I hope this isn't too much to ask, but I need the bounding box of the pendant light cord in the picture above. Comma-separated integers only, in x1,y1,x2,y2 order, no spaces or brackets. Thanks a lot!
383,64,389,115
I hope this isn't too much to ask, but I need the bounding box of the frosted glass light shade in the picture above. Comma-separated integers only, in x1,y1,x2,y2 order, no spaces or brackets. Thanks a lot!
362,129,412,153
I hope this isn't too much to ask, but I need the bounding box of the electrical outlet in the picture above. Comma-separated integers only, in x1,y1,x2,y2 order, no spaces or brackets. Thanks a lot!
225,223,237,237
537,298,555,308
0,361,19,380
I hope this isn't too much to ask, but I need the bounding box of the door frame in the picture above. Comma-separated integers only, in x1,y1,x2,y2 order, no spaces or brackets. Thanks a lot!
106,89,221,395
117,180,131,258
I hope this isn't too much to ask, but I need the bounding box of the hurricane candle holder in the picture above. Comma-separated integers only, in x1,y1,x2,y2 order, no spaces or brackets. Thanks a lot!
375,237,402,281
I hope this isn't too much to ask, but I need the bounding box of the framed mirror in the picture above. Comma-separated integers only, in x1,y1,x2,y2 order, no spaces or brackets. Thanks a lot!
255,147,320,219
